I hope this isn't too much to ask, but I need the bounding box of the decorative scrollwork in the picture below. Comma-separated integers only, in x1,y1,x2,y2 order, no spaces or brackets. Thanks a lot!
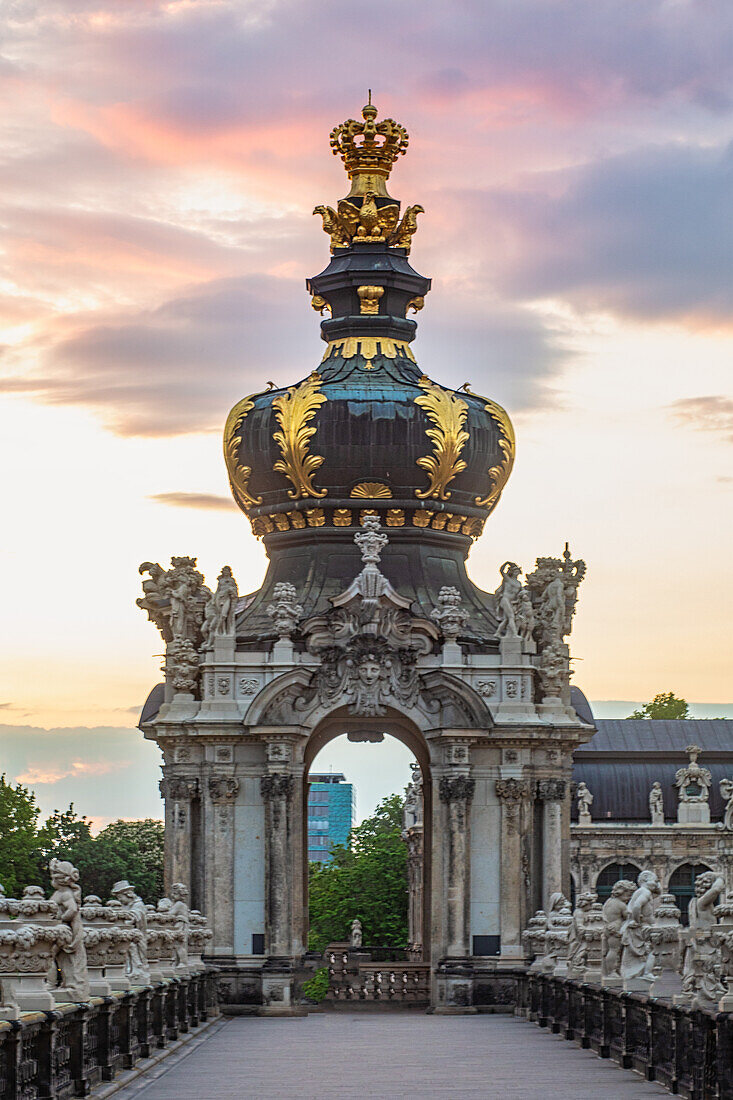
463,385,516,511
272,372,328,500
223,394,262,509
414,377,469,501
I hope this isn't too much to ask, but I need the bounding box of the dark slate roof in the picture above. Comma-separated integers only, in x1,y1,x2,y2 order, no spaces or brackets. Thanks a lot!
572,714,733,822
575,719,733,756
138,682,164,728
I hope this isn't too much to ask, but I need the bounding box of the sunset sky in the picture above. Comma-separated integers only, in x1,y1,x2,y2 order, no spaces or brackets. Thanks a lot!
1,0,732,829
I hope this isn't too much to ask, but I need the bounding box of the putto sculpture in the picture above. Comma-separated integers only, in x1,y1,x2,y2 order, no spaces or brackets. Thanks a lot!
680,871,725,1006
48,859,90,1003
110,879,150,984
601,880,635,984
620,869,661,987
576,782,593,824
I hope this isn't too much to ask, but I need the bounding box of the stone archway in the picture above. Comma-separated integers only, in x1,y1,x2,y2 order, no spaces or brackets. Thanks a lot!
302,709,432,963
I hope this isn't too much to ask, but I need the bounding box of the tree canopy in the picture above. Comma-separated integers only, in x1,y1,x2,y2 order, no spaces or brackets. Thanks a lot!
308,793,407,952
0,775,164,904
627,692,690,720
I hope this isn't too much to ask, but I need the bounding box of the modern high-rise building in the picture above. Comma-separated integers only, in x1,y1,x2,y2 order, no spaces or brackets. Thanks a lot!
307,773,355,862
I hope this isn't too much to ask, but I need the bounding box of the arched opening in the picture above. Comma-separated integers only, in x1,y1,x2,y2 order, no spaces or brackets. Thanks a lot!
594,862,642,903
668,862,713,925
301,708,432,964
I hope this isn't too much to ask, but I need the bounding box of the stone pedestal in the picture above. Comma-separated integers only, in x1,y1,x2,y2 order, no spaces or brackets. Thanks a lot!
678,803,710,824
433,958,477,1015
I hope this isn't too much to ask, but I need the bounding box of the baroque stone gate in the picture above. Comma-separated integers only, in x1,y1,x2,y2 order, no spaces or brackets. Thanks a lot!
137,100,593,1013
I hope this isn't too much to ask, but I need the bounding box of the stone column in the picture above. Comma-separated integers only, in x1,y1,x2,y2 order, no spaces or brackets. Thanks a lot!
405,827,424,956
496,778,531,958
537,779,566,909
260,773,294,959
438,776,475,958
159,776,199,898
207,774,239,954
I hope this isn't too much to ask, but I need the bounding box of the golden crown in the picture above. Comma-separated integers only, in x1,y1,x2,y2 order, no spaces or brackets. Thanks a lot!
329,96,409,179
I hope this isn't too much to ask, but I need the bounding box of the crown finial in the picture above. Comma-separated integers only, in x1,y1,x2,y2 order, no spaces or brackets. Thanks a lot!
314,101,423,255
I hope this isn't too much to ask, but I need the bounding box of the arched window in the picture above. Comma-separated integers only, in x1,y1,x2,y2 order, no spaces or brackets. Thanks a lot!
668,863,713,925
594,862,641,903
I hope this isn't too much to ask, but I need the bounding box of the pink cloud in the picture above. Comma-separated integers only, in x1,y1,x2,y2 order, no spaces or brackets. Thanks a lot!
15,760,126,786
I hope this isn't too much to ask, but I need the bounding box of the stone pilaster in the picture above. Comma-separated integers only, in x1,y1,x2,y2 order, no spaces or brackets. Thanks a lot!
405,827,424,955
260,772,295,958
536,779,566,909
207,774,239,954
438,775,475,958
159,776,200,901
496,778,531,958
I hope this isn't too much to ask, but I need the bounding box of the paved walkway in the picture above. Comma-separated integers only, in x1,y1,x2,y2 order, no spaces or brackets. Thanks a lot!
113,1012,670,1099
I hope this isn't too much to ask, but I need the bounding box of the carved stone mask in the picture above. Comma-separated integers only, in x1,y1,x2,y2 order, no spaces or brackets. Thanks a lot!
357,657,381,686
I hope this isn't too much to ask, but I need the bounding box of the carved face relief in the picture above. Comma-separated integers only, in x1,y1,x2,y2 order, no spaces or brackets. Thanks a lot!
357,656,381,686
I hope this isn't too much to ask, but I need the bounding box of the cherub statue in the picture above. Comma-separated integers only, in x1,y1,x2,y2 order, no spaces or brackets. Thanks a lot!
620,870,661,982
49,858,90,1001
169,882,190,971
350,918,363,949
720,779,733,830
601,880,635,979
110,879,149,983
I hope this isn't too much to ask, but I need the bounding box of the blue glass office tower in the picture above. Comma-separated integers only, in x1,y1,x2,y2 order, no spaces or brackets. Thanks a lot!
307,773,355,862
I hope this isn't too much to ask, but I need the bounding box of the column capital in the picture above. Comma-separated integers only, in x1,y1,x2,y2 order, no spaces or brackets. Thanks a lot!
495,777,531,803
536,778,566,802
160,776,199,800
260,772,294,801
208,775,239,803
438,775,475,804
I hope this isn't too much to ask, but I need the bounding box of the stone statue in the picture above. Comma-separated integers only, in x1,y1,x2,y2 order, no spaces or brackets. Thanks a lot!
681,871,726,1005
137,556,211,646
202,566,239,649
620,869,661,984
576,781,593,824
494,562,523,638
350,918,362,949
48,858,90,1002
601,880,635,981
524,546,586,648
515,586,536,647
402,764,423,833
539,640,568,702
267,582,303,639
649,781,665,825
542,892,573,973
169,882,190,972
431,586,468,640
720,779,733,830
675,745,712,824
110,879,149,983
566,891,596,975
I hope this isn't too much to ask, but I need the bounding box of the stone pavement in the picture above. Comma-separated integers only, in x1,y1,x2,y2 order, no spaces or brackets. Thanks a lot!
112,1012,670,1099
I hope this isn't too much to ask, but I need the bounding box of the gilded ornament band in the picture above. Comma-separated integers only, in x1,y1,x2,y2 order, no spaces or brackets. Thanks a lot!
320,337,416,366
248,508,484,540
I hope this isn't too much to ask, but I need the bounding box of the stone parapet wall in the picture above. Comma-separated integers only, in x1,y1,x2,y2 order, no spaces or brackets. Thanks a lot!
0,971,219,1100
517,971,732,1099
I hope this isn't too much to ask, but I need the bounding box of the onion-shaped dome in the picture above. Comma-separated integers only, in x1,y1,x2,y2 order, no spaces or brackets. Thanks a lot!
224,101,515,643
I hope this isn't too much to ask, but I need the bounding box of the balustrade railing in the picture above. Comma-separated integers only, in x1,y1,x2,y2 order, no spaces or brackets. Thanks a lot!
325,946,430,1003
518,971,732,1099
0,971,218,1100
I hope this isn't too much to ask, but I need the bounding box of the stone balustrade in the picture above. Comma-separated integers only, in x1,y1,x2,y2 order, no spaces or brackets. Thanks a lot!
0,877,212,1021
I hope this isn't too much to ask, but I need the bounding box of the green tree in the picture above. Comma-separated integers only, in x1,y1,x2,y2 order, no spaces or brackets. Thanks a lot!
628,692,690,720
34,804,94,889
78,819,165,903
308,794,407,952
0,775,42,895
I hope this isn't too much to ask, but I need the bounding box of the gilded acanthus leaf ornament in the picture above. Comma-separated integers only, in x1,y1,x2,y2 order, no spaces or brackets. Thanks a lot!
462,386,516,512
223,394,262,509
414,377,470,501
272,372,328,500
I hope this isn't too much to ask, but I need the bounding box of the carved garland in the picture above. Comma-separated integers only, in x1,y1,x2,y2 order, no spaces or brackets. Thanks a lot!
414,377,470,501
223,394,262,508
272,372,328,499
